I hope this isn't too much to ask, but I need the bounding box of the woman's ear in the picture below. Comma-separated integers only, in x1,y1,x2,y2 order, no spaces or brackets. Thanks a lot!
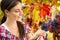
4,10,9,16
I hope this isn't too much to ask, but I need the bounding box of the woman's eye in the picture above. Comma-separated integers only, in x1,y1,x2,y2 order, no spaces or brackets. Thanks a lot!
15,10,19,13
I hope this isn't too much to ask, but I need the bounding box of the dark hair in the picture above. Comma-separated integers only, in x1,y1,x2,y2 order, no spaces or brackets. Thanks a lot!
1,0,25,39
17,21,25,40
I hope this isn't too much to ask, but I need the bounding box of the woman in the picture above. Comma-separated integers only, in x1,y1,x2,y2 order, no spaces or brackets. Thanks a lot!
0,0,26,40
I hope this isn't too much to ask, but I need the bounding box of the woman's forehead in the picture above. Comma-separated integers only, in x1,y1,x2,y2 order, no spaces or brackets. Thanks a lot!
11,2,22,10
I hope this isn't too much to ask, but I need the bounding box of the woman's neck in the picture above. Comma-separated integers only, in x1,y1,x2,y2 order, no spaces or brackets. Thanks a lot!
4,18,19,37
4,18,17,28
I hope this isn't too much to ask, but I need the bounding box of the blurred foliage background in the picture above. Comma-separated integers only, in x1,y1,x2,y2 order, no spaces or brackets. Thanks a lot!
0,0,60,24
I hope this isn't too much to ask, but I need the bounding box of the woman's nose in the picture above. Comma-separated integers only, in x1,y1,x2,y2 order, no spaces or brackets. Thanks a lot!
19,10,23,16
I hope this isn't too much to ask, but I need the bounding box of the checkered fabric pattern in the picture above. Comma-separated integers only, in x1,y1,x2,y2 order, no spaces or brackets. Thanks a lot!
0,26,20,40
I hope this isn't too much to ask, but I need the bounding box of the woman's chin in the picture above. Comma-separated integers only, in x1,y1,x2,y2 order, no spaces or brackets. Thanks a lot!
17,19,21,22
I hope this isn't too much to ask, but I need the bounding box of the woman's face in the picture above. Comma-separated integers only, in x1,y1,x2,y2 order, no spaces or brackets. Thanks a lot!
6,2,23,21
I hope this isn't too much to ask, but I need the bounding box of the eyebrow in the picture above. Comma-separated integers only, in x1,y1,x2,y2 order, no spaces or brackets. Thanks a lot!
15,8,21,11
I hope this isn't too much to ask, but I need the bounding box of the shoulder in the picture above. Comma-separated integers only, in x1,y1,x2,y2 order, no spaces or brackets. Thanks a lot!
0,26,20,40
0,26,14,38
0,26,6,34
0,26,6,37
0,25,7,32
0,26,11,38
0,26,5,33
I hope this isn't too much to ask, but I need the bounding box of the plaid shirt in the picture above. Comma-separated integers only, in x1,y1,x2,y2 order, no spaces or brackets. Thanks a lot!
0,26,20,40
0,22,30,40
